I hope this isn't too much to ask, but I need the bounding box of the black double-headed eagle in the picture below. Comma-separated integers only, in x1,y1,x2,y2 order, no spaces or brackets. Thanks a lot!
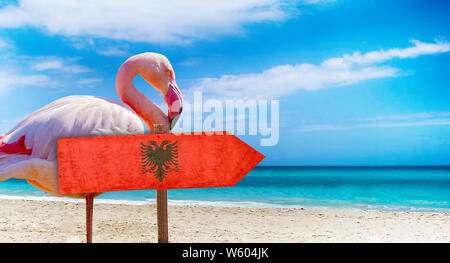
140,140,179,182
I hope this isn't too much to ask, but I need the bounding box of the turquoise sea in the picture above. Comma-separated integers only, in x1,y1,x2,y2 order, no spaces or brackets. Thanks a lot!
1,166,450,212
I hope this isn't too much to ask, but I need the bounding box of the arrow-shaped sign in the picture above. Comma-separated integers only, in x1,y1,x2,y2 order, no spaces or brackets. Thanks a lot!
57,131,264,194
57,131,264,243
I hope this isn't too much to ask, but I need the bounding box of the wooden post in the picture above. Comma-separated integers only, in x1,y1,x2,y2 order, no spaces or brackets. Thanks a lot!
85,193,94,243
153,124,168,243
156,189,168,243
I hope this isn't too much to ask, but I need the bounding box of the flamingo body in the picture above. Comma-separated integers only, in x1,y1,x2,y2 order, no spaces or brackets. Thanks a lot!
0,95,145,197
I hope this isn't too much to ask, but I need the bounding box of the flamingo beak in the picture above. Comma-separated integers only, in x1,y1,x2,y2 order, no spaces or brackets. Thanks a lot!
165,82,183,130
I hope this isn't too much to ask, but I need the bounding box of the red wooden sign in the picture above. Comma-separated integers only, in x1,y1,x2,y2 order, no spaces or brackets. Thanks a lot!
57,132,264,194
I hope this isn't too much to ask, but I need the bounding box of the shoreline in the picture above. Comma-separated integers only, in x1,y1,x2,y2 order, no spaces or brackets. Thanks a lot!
0,198,449,242
0,194,449,213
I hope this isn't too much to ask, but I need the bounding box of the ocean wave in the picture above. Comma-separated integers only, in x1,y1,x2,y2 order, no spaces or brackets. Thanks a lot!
0,194,304,208
356,204,450,213
0,194,449,212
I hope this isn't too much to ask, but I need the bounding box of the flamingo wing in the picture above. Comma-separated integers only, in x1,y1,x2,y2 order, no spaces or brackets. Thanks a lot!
0,95,145,160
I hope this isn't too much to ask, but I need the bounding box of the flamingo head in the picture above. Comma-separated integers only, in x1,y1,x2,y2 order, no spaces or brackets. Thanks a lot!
133,53,184,130
164,80,183,130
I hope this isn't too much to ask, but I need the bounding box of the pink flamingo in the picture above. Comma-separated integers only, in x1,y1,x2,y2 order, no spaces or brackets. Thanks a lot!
0,53,183,241
0,52,183,195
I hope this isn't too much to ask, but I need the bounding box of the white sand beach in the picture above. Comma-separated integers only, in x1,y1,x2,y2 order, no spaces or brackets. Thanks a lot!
0,199,449,243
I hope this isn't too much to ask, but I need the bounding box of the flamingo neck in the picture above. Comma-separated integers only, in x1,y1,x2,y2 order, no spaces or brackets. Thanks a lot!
116,60,170,133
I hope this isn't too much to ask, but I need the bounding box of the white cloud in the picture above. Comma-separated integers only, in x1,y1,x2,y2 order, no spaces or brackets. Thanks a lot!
298,112,450,132
363,119,450,128
178,57,202,67
0,69,52,94
0,36,13,50
32,60,63,71
96,46,129,57
330,40,450,65
0,61,100,94
0,0,292,44
68,38,129,57
0,53,97,94
297,124,347,132
195,65,396,100
193,40,450,100
0,40,62,94
31,57,90,74
299,119,450,132
354,112,450,122
75,77,102,86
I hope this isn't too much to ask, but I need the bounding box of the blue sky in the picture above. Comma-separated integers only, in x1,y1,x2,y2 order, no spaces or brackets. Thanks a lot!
0,0,449,165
